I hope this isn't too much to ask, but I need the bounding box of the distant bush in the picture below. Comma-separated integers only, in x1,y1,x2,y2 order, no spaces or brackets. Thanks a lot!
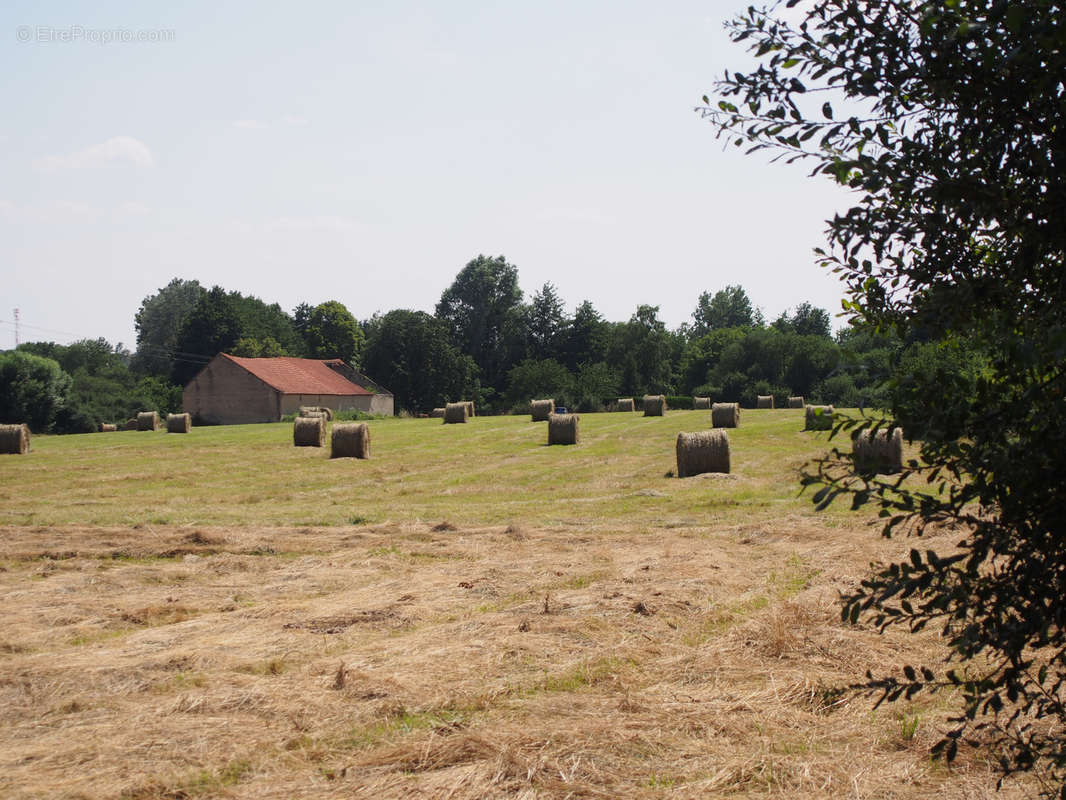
334,409,383,422
0,350,71,432
665,395,693,410
52,404,98,434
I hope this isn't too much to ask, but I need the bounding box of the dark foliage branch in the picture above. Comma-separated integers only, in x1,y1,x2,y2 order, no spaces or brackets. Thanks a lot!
706,0,1066,792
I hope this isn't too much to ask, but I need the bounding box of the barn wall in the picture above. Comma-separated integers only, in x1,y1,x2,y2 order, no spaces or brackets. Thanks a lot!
367,394,394,416
182,357,280,424
279,393,395,416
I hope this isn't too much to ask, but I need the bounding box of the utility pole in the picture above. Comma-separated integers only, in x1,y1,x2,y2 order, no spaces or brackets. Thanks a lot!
13,308,19,348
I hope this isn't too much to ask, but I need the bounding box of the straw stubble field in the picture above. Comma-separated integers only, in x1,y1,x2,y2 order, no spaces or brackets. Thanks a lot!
0,411,1028,798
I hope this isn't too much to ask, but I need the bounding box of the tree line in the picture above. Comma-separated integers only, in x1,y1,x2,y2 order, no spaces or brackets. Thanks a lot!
0,255,983,431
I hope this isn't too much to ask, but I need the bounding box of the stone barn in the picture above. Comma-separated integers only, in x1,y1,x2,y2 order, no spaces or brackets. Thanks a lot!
183,354,394,425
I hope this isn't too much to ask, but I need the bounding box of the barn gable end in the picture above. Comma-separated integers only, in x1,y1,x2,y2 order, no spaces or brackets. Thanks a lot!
183,354,281,425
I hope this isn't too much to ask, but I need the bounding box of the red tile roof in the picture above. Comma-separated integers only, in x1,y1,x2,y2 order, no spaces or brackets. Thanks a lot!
222,354,372,396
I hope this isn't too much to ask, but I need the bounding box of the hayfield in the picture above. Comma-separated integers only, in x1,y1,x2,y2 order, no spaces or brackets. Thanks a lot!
0,411,1027,798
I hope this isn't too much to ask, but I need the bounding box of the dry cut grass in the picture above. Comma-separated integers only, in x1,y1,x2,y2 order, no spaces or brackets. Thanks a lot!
0,517,1029,799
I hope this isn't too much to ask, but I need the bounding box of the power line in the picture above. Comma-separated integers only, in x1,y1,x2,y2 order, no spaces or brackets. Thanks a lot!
0,317,85,339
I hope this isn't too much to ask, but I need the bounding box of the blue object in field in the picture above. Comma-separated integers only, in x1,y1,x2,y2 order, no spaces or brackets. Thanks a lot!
555,406,567,414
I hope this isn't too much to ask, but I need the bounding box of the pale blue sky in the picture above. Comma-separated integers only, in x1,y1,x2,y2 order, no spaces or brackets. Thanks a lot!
0,1,851,350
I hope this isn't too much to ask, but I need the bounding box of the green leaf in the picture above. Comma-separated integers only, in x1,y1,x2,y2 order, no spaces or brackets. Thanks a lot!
822,102,833,119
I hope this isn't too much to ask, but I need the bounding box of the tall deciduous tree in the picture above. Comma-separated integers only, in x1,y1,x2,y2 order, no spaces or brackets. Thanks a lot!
692,285,757,334
132,278,205,376
774,302,832,338
171,286,242,386
362,310,477,413
301,301,364,365
607,305,679,396
435,255,524,393
708,0,1066,788
526,282,569,361
561,300,610,372
504,358,573,409
231,295,303,356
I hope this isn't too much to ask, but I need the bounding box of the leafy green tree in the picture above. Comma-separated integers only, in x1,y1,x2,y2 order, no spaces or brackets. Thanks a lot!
436,255,525,394
692,285,757,335
231,295,303,356
811,326,899,408
773,303,832,338
293,302,313,332
607,305,680,396
19,338,127,376
709,0,1066,788
783,334,840,400
504,358,573,410
790,303,832,338
230,337,284,358
561,300,610,372
300,301,363,365
0,350,71,432
525,282,568,361
131,278,205,375
571,362,620,412
16,339,182,431
54,367,136,434
169,287,305,384
708,327,789,405
362,310,477,413
171,286,243,385
889,336,988,440
136,375,183,418
678,327,747,394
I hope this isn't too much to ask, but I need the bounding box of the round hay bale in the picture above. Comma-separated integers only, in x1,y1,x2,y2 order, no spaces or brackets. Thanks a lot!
531,399,554,422
293,416,326,447
0,423,30,455
547,413,579,445
676,430,730,477
100,423,117,432
125,418,138,431
852,426,903,474
137,411,159,431
616,398,635,412
464,401,476,418
166,413,191,433
331,422,370,459
299,406,333,421
711,402,740,428
804,405,835,431
443,402,469,424
693,396,711,410
430,407,446,419
756,395,774,409
643,395,667,416
788,396,805,408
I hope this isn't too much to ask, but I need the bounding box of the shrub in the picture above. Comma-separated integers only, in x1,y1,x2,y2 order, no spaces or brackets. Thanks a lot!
0,350,71,432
